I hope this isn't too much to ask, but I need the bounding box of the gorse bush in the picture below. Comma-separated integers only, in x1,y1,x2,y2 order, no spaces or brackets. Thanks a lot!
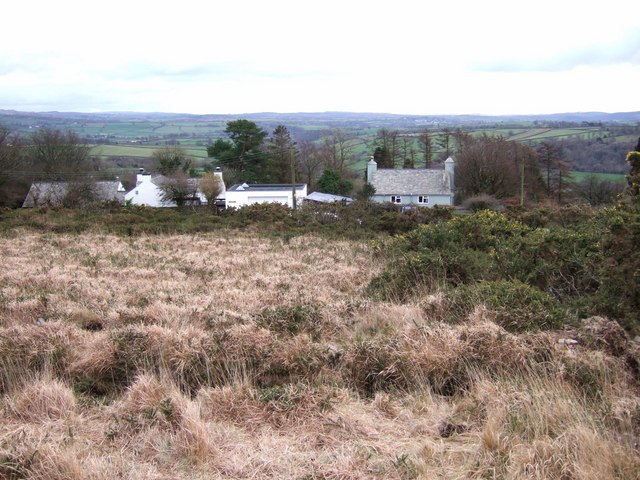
370,207,639,332
0,200,454,240
447,280,565,332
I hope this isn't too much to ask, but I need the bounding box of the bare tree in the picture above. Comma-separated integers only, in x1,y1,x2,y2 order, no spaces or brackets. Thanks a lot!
29,128,91,180
373,129,399,168
574,176,621,205
417,130,434,168
452,129,475,155
401,136,416,169
319,128,354,174
0,125,26,206
537,141,570,202
436,127,453,160
157,171,199,206
199,172,223,207
455,135,540,201
297,141,324,191
61,178,100,209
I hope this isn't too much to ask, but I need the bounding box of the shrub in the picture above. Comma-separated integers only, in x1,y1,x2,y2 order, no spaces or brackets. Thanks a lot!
447,280,567,332
343,338,411,396
368,207,633,332
461,194,503,212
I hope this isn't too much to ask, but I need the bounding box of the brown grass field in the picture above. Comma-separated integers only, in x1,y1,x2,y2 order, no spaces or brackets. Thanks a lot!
1,231,639,479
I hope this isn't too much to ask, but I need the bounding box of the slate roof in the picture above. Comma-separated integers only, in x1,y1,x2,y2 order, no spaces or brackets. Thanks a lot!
22,181,125,207
228,183,306,192
149,175,202,189
371,169,452,196
306,192,353,203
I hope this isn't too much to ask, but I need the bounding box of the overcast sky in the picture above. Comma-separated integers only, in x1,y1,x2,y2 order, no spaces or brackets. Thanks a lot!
1,0,639,115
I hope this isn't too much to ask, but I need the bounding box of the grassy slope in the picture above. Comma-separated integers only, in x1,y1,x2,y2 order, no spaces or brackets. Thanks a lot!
1,228,639,478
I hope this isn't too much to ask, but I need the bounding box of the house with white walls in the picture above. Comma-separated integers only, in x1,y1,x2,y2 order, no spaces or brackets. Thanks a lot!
125,168,225,207
366,156,455,207
225,183,307,209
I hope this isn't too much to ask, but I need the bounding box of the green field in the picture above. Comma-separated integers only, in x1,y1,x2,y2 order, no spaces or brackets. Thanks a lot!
570,171,627,183
91,144,209,160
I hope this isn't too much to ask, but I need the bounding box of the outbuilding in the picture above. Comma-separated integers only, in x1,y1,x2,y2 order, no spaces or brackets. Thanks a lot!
225,183,307,209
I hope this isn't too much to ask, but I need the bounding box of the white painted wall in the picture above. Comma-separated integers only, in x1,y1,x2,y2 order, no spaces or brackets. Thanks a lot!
125,173,169,207
225,185,307,208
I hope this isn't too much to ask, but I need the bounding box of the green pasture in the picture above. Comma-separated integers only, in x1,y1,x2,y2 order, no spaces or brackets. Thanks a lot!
91,144,209,160
570,171,627,184
64,121,225,140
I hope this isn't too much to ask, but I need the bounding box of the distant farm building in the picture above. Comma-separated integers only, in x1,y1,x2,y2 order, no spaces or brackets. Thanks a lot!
22,180,126,208
367,156,455,207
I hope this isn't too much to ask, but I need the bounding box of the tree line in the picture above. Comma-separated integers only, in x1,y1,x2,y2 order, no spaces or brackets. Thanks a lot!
0,127,104,207
2,120,636,208
205,119,361,196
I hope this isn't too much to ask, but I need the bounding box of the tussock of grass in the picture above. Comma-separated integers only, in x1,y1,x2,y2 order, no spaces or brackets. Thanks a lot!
8,377,76,422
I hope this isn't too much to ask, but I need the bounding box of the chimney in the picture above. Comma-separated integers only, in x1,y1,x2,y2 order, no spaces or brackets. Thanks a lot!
367,156,377,183
213,166,226,196
136,168,151,185
444,156,455,194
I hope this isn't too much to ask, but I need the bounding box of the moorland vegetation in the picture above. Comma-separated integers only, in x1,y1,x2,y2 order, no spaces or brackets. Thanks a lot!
0,116,639,478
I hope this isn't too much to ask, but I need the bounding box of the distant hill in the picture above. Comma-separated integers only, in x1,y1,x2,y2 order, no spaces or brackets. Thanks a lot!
1,109,639,126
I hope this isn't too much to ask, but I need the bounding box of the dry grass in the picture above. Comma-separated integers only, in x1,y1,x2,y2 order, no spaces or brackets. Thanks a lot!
0,231,638,478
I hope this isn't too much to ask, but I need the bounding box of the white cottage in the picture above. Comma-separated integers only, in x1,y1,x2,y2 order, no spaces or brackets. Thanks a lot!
225,183,307,209
366,157,455,207
125,168,225,207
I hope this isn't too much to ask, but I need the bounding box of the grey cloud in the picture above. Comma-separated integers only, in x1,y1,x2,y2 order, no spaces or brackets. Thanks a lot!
0,53,57,76
99,60,328,83
473,34,640,73
104,62,242,81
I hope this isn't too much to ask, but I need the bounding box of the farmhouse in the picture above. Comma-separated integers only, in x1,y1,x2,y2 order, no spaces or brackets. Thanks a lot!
225,183,307,209
125,168,225,207
22,179,126,207
367,156,455,207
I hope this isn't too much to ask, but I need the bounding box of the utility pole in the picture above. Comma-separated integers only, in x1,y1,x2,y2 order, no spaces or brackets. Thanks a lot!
520,153,525,207
290,145,297,209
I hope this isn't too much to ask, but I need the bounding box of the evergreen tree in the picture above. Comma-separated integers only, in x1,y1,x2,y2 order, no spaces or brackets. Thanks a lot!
207,120,268,183
267,125,296,183
316,169,353,196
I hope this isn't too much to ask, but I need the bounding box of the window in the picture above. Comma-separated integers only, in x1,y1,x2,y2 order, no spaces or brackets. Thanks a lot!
390,195,402,204
417,195,429,204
